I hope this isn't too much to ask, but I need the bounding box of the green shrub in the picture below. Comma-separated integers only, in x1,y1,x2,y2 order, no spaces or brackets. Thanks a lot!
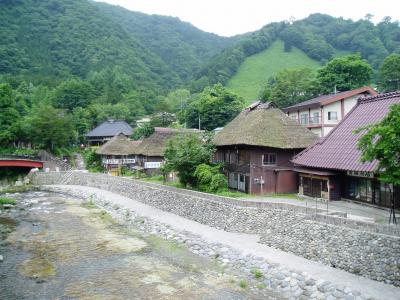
82,147,104,172
251,268,262,279
0,197,16,205
0,148,39,156
239,280,247,289
121,166,135,176
194,163,227,193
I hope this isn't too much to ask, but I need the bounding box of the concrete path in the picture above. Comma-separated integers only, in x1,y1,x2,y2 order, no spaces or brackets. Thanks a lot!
243,196,396,223
49,185,400,300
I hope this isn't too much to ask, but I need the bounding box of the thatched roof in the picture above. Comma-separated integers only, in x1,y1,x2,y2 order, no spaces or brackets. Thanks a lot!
135,127,199,157
96,133,142,155
214,101,318,149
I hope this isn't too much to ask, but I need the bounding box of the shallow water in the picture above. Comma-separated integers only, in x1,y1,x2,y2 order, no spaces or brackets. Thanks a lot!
0,191,266,299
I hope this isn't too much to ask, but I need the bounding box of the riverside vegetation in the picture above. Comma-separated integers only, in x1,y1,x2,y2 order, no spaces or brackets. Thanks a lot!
1,0,400,159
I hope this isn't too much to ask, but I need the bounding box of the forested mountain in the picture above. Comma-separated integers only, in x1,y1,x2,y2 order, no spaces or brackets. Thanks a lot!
0,0,234,90
94,2,237,82
1,0,400,155
2,1,399,93
194,14,400,90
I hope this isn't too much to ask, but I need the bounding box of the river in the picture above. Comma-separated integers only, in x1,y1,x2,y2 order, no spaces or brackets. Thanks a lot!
0,191,270,299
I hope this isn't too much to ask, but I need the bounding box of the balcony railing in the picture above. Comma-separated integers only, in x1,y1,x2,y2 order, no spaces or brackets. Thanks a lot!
298,116,321,126
102,158,136,165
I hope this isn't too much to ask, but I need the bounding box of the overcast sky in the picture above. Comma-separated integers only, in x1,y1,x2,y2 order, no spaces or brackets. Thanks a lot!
97,0,399,37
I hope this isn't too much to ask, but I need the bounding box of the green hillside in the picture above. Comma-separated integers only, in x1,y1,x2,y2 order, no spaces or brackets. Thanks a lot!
227,40,321,102
0,0,234,89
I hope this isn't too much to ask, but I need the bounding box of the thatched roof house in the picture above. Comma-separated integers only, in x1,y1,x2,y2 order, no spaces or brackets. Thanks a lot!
96,133,141,156
213,101,318,195
214,101,318,149
135,127,198,157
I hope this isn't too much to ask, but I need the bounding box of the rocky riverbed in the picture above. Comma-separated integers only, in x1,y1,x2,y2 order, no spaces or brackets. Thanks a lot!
0,191,276,299
32,172,400,288
33,185,399,300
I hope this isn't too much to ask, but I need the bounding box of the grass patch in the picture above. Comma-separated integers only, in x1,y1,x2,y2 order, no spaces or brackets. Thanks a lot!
214,190,250,198
0,184,35,194
239,279,247,289
140,176,186,189
0,197,16,205
141,175,164,183
251,268,262,279
257,283,266,289
264,193,302,200
80,198,97,209
227,40,321,103
90,210,116,225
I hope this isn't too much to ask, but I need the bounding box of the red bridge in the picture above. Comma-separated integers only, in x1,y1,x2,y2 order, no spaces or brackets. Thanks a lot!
0,155,43,169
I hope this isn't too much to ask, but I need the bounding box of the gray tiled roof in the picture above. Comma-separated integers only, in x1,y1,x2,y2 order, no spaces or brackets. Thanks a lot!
85,120,133,137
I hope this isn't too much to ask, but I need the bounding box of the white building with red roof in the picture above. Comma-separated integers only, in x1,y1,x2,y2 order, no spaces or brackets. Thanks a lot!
283,86,377,137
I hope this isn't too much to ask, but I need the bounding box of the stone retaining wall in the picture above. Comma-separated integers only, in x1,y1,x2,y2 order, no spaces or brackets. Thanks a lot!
32,172,400,286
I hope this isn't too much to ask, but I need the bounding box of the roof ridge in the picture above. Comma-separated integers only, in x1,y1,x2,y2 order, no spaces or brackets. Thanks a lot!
283,86,376,111
358,91,400,104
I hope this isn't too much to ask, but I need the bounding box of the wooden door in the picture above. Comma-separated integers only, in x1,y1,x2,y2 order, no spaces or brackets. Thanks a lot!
238,174,246,192
312,179,322,198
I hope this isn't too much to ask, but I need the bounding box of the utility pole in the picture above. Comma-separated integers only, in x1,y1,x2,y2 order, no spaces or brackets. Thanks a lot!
198,113,201,130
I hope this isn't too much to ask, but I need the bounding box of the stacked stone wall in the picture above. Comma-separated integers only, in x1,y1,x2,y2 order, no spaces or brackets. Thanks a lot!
32,172,400,286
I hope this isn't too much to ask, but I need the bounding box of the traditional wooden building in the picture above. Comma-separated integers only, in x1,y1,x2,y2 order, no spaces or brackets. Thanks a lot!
213,102,318,195
292,92,400,208
135,127,200,175
96,133,141,175
283,86,377,137
86,120,133,145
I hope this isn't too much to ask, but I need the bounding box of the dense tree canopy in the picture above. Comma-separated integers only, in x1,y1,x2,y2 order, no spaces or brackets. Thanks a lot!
316,54,373,94
27,105,77,151
260,67,317,107
131,123,155,141
0,84,20,146
379,54,400,92
163,133,215,186
182,84,244,130
357,104,400,186
53,78,94,111
1,0,400,158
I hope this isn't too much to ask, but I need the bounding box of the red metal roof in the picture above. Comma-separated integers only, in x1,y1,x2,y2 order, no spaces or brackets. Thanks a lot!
283,86,377,113
292,92,400,172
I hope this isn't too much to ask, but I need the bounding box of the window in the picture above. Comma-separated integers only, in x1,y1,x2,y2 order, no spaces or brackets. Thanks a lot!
310,112,320,124
262,153,277,166
328,111,338,121
300,113,309,125
223,152,229,162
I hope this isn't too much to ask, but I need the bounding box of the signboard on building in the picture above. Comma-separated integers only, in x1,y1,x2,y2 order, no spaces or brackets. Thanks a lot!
346,170,374,178
145,161,162,169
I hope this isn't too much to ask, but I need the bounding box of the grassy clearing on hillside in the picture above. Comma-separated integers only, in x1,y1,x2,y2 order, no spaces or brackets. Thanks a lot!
227,40,321,103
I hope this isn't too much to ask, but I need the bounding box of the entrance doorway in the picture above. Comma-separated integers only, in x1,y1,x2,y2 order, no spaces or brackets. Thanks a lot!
301,176,328,199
